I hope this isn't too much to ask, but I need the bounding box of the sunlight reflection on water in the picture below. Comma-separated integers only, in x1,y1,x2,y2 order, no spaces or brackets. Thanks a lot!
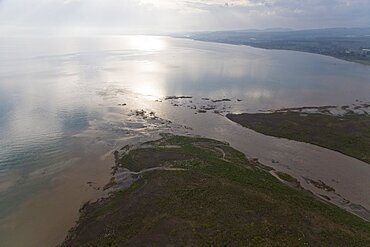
1,35,370,238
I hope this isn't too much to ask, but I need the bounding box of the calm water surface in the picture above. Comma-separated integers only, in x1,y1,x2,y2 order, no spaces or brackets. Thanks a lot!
1,35,370,246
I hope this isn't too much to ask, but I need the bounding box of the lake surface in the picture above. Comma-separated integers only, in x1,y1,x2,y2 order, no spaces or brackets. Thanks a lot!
1,35,370,246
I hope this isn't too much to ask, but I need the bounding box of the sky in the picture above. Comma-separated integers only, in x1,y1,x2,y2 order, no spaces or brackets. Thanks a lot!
0,0,370,35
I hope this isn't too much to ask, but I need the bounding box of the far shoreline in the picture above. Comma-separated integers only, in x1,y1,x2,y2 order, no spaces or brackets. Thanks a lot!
179,36,370,67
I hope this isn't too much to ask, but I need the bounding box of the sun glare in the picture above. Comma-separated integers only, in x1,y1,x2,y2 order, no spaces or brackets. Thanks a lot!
128,36,167,51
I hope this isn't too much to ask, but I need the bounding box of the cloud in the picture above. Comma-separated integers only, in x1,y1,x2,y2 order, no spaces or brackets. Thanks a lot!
0,0,369,35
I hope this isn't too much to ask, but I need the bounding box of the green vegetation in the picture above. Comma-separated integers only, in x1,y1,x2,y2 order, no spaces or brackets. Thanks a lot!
243,41,370,66
120,147,191,172
228,112,370,164
62,135,370,247
355,60,370,66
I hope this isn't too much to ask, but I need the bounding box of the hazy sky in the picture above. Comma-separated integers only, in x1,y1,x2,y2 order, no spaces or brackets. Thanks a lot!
1,0,370,35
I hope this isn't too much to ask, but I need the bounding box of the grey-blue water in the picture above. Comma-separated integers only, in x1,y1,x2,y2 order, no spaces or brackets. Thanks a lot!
1,35,370,246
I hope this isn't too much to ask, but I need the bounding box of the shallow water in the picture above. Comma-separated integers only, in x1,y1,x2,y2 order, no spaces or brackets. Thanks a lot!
152,103,370,220
1,35,370,246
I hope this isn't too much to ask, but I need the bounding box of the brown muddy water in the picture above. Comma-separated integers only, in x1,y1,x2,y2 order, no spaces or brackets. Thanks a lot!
1,35,370,246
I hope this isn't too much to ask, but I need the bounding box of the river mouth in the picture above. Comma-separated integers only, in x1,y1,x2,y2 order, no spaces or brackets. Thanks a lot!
3,91,370,247
1,35,370,246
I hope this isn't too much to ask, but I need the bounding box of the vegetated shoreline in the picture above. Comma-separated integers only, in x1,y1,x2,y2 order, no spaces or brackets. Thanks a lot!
185,38,370,66
226,106,370,165
244,44,370,66
61,134,370,246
